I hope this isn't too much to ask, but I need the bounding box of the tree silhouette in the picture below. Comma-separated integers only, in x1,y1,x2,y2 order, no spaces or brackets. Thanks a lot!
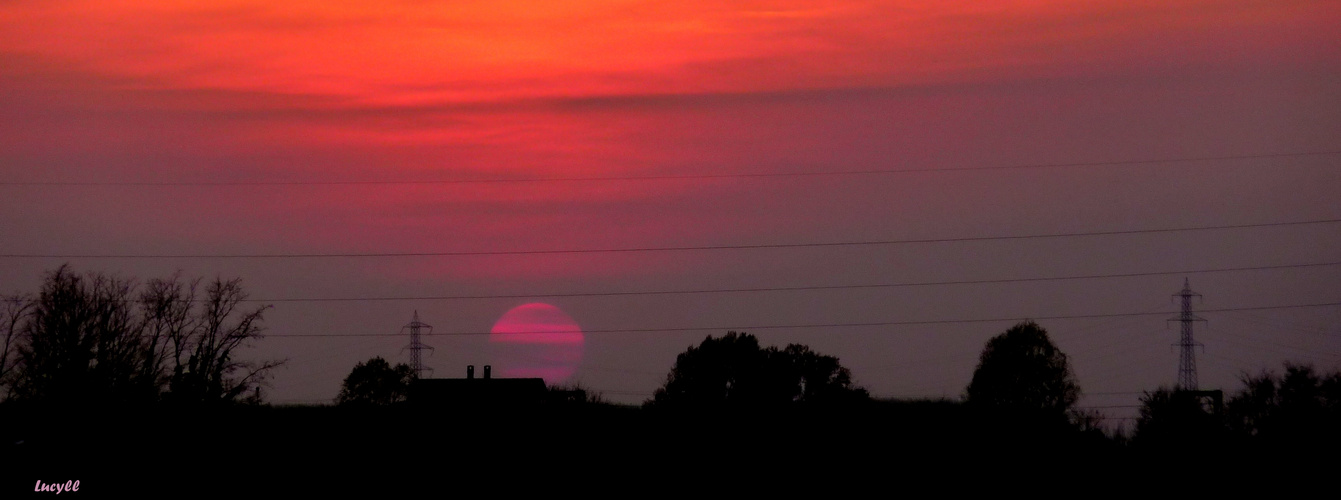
964,321,1079,423
780,343,867,404
3,265,281,406
1132,363,1341,447
1134,387,1222,445
1226,363,1341,443
0,294,33,394
9,266,157,405
649,331,866,409
158,276,281,405
337,357,415,406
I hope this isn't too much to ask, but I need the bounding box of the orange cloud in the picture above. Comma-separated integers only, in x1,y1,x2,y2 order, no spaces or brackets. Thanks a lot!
7,0,1329,106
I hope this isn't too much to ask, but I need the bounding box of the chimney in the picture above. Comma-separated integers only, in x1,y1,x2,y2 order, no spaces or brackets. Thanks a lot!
484,365,492,379
467,365,474,379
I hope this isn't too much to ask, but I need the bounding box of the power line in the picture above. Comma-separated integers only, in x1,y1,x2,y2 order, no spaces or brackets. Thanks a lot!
243,261,1341,303
3,151,1336,187
5,217,1338,259
1074,405,1144,409
265,301,1341,338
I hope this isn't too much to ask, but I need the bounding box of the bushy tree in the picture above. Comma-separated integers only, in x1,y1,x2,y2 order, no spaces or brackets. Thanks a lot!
649,331,866,409
9,267,157,405
965,321,1080,423
337,357,414,406
1133,387,1223,445
780,343,865,404
1226,363,1341,442
1131,363,1341,447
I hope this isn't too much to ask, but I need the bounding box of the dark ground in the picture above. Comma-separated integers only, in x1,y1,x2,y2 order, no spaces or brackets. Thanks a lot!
0,400,1309,498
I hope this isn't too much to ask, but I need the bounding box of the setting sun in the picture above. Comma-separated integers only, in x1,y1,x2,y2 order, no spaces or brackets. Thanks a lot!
488,302,584,383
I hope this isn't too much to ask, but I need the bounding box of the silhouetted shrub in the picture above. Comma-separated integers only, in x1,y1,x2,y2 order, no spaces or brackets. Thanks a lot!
965,321,1079,427
648,331,867,409
337,356,414,406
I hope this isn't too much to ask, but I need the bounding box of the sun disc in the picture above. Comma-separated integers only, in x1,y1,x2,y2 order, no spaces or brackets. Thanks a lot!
488,302,584,383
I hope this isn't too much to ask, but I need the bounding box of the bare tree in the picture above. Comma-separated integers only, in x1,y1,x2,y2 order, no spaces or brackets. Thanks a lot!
139,274,200,397
5,266,282,406
164,277,283,405
0,293,34,398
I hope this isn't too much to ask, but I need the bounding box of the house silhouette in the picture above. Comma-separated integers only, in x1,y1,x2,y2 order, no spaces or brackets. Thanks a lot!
409,365,548,409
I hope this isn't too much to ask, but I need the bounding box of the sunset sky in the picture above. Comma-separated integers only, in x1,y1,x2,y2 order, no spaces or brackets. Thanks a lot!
2,1,1339,421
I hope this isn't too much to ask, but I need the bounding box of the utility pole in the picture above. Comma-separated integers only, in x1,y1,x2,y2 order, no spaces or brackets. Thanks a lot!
1170,278,1205,391
401,311,434,379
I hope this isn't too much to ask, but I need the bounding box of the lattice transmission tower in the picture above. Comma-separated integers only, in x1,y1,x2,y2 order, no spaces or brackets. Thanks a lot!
1170,278,1206,391
401,311,435,379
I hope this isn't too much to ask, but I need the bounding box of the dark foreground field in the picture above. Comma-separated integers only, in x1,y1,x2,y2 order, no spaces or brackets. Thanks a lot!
0,400,1312,497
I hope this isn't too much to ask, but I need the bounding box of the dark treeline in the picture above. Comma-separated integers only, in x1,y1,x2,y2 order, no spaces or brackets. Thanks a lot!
1135,363,1341,449
0,265,282,407
3,266,1338,495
